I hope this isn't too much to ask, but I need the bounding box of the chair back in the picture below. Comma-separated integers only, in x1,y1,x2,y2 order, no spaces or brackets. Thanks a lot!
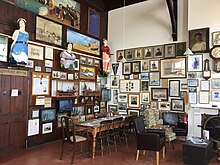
162,112,178,126
112,117,123,128
134,117,146,134
61,116,76,143
99,119,113,132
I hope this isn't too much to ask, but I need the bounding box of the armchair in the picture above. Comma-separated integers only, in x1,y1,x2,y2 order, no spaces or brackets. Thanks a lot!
134,117,166,165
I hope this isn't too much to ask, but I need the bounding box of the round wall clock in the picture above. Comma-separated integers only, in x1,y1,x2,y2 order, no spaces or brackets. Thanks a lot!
210,45,220,60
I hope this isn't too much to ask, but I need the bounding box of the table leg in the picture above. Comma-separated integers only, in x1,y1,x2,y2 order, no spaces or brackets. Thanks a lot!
92,132,97,158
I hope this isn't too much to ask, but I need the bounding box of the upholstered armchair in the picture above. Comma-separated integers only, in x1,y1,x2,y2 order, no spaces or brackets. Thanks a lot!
134,117,166,165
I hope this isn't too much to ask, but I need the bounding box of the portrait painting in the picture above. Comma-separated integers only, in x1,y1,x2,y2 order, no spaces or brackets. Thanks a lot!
143,47,153,59
125,49,134,61
153,45,164,58
176,42,186,56
188,54,203,72
117,50,125,62
128,94,140,108
134,48,143,60
141,60,149,72
164,44,175,58
189,28,209,53
212,31,220,46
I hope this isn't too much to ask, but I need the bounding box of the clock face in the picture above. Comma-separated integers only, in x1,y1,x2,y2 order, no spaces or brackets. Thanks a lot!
210,45,220,59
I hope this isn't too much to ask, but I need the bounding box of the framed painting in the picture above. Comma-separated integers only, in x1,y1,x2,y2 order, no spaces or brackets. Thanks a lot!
143,46,153,59
108,105,118,113
94,59,100,67
187,54,203,72
176,42,186,56
160,58,186,78
153,45,164,58
150,101,158,109
164,44,175,58
74,59,80,71
28,44,44,60
26,60,34,68
88,7,100,37
199,91,209,104
117,50,125,62
132,61,141,73
134,48,143,60
123,62,132,75
0,35,8,62
189,27,209,53
67,29,100,56
188,92,197,104
151,88,168,101
120,80,140,93
200,80,210,91
80,56,87,65
149,72,160,86
79,66,95,80
141,60,150,72
125,49,134,61
36,16,62,46
128,94,140,108
158,101,171,111
169,80,180,97
133,74,139,79
140,72,149,80
101,89,111,101
171,99,184,111
45,47,53,60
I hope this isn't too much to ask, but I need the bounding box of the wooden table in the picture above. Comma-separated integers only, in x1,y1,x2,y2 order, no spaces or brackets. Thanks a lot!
75,116,128,158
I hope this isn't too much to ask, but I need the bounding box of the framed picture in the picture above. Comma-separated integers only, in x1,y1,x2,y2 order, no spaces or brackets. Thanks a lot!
87,58,94,66
158,101,171,111
112,89,119,104
124,75,130,79
85,104,93,114
132,61,141,73
200,80,210,91
74,59,79,71
149,72,160,86
164,44,175,58
211,79,220,89
141,80,149,92
141,92,150,104
211,91,220,101
117,50,125,62
140,72,149,80
32,109,39,119
123,62,132,75
45,47,53,60
28,44,44,60
120,80,140,93
189,27,209,53
169,80,180,97
108,105,117,113
80,66,95,80
150,101,158,109
133,74,139,79
212,31,220,46
118,93,127,103
45,60,53,68
153,45,164,58
160,58,186,78
189,87,197,92
67,29,100,56
40,108,56,123
42,122,53,134
94,59,100,67
128,94,140,108
111,76,119,88
151,88,168,101
118,102,127,112
188,72,197,79
32,72,50,95
100,101,106,108
75,72,79,79
60,72,67,80
181,83,188,90
199,91,209,104
88,7,100,37
143,47,153,59
188,92,197,104
134,48,143,60
188,54,203,72
52,71,60,78
127,109,140,116
176,42,186,56
68,74,74,80
0,35,8,62
80,56,87,64
57,113,68,127
141,60,150,72
150,60,160,72
36,16,62,46
171,99,184,111
125,49,134,61
101,89,111,101
26,60,34,68
187,79,198,87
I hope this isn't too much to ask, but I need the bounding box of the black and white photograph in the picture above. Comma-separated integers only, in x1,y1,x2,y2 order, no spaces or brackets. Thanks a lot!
111,76,119,88
42,122,53,134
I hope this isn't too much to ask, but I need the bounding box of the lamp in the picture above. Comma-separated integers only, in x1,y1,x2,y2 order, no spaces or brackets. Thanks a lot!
183,48,193,56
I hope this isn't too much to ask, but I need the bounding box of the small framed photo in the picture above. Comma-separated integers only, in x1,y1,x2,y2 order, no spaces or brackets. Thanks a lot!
153,45,164,58
141,92,150,104
150,101,158,109
211,90,220,101
140,72,149,80
80,56,87,64
60,72,67,80
176,42,186,56
128,94,140,108
171,99,184,111
45,67,52,73
149,72,160,86
200,80,210,91
123,62,132,75
108,105,118,113
52,71,60,78
181,83,188,90
112,89,119,104
118,102,127,112
32,109,39,119
45,60,53,68
133,74,139,79
75,72,79,79
68,73,74,80
118,93,127,102
87,58,94,66
110,75,119,88
212,31,220,46
211,79,220,89
132,61,141,73
26,60,34,68
188,92,197,104
134,48,143,60
94,59,100,67
151,88,168,101
34,66,42,72
94,105,100,113
127,109,140,116
169,80,180,97
42,122,53,134
74,59,80,71
141,60,150,72
199,91,209,104
188,72,197,78
188,54,203,72
189,87,197,92
189,27,209,53
28,44,44,60
125,49,134,61
143,47,153,59
100,101,106,108
85,104,93,114
187,79,198,87
141,80,149,92
158,101,170,111
164,44,175,58
0,35,8,62
150,60,160,72
124,75,130,79
45,47,53,60
117,50,125,62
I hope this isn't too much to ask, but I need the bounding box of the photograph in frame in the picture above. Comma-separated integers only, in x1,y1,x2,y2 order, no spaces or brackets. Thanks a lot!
151,88,168,101
74,59,80,71
42,122,53,134
88,7,100,37
87,58,94,66
176,42,186,56
118,102,127,112
122,62,132,75
118,93,127,103
141,80,149,92
127,109,140,116
200,80,210,91
108,105,117,113
28,44,44,60
188,54,203,72
143,47,153,59
212,31,220,46
125,49,134,61
188,92,197,104
141,60,149,72
132,61,141,73
150,101,158,109
171,99,184,111
149,72,160,86
199,91,209,104
26,60,34,68
169,80,180,97
187,79,198,87
150,60,160,72
110,75,120,88
141,92,150,104
128,94,140,108
140,72,149,80
80,56,87,64
211,90,220,101
80,66,95,80
117,50,125,62
134,48,143,60
94,59,100,67
211,78,220,89
0,35,8,62
112,89,119,104
164,44,175,58
45,47,53,60
158,101,170,111
45,60,53,68
153,45,164,58
120,80,140,93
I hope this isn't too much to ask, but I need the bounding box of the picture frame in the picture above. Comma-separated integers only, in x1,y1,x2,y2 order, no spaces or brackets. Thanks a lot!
112,89,119,104
132,61,141,73
164,44,175,58
57,112,68,127
60,72,67,80
141,92,150,104
212,31,220,46
211,79,220,89
122,62,132,75
42,122,53,134
187,54,203,72
127,109,140,116
32,72,50,96
143,46,153,59
141,80,149,92
120,80,140,93
211,90,220,101
169,80,180,97
72,106,84,116
26,60,34,68
87,58,94,66
158,101,171,111
188,72,197,79
187,79,198,87
116,50,125,62
188,92,197,104
28,44,44,60
45,60,53,68
36,16,62,46
189,27,209,53
150,101,158,109
140,72,149,80
200,80,210,91
0,35,8,62
160,58,186,78
153,45,164,58
176,42,186,56
32,109,39,119
124,75,130,79
110,75,120,88
118,103,127,112
133,74,139,79
45,47,53,60
151,88,168,101
141,60,150,72
68,73,74,80
150,60,160,72
149,72,160,86
125,49,134,61
134,48,143,60
128,94,140,108
100,101,106,108
40,108,56,123
80,56,87,65
74,59,80,71
199,91,209,104
79,66,95,80
52,71,60,79
171,99,184,111
85,104,93,114
181,83,188,90
88,7,100,37
108,105,118,113
101,89,111,101
94,59,100,67
118,93,128,103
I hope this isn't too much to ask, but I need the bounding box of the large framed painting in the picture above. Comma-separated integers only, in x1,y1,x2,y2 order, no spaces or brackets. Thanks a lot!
3,0,81,30
0,35,8,62
36,16,62,46
88,7,100,37
67,29,100,56
79,66,95,80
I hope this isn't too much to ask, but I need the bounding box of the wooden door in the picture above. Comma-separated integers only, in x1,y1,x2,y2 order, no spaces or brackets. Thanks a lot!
0,74,29,153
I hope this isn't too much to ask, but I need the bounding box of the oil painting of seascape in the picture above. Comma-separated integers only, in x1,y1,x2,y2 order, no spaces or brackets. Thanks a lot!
2,0,81,30
67,29,100,56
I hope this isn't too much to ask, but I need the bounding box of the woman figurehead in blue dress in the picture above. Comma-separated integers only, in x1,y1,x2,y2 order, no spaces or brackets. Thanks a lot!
9,18,29,65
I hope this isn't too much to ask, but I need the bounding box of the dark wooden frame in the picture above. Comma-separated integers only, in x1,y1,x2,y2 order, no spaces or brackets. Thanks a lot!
122,62,132,75
151,88,168,101
171,99,185,111
132,61,141,73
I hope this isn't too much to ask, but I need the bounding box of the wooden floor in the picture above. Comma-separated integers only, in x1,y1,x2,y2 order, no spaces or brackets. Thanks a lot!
0,140,219,165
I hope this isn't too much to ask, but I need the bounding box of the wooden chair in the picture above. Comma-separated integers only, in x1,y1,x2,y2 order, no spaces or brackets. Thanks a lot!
60,116,90,164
